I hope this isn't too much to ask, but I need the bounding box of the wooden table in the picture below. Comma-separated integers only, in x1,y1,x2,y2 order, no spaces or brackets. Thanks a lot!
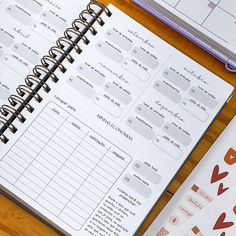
0,0,235,235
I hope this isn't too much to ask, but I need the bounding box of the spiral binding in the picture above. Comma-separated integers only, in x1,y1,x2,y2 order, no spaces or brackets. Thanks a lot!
0,0,112,144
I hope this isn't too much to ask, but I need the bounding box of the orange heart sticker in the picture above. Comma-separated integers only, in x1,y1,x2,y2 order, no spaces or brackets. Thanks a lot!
224,148,236,165
233,205,236,215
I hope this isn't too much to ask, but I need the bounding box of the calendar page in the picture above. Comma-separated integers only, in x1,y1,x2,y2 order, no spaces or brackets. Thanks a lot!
153,0,236,56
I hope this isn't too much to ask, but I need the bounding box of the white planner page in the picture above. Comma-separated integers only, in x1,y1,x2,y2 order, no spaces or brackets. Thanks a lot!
0,4,234,236
153,0,236,56
0,0,86,105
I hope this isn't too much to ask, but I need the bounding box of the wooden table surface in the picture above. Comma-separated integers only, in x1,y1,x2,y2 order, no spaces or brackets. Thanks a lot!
0,0,236,235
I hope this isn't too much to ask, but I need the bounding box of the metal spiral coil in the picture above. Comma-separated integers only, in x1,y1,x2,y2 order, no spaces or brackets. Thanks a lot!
80,10,105,26
0,105,26,123
0,117,17,143
87,1,112,17
16,85,43,103
8,95,34,113
0,0,112,144
72,19,97,36
41,55,67,73
25,74,51,93
65,28,90,45
57,37,82,54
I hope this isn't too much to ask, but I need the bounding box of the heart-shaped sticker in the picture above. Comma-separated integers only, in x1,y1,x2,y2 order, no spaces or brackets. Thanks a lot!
217,183,229,196
211,165,228,184
213,213,234,230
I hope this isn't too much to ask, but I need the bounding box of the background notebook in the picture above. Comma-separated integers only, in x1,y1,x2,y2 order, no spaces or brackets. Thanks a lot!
132,0,236,72
0,1,234,235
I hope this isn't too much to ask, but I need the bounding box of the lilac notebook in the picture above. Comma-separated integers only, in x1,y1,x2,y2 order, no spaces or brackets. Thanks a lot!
133,0,236,72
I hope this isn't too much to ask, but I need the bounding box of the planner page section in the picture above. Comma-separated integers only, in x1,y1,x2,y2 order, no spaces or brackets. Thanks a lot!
0,4,234,236
0,0,86,105
153,0,236,57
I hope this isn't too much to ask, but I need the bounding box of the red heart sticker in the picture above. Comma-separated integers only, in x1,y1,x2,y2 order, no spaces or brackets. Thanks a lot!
211,165,228,184
217,183,229,196
213,213,234,230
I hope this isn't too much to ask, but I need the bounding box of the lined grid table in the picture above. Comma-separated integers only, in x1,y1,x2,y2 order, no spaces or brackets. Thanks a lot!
0,102,131,230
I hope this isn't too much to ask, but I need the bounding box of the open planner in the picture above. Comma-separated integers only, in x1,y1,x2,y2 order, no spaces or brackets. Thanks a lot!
133,0,236,72
0,0,234,235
